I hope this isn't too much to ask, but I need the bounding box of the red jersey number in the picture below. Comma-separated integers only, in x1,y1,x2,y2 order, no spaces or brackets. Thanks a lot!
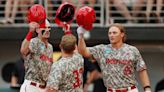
73,68,83,88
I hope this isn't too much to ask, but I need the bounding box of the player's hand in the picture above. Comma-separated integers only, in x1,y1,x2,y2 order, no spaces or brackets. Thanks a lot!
77,26,87,38
62,22,72,35
63,22,70,32
77,26,87,34
83,83,89,92
29,22,39,32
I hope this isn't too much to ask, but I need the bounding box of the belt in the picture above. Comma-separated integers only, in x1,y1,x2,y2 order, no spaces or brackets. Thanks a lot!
108,85,136,92
30,82,46,89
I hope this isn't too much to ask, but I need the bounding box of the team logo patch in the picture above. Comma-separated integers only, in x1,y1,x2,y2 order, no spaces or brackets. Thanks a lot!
105,47,111,53
41,44,45,50
104,47,111,57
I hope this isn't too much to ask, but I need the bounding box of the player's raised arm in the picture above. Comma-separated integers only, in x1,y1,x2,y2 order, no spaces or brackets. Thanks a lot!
20,22,39,56
76,6,96,58
20,4,45,56
77,27,91,58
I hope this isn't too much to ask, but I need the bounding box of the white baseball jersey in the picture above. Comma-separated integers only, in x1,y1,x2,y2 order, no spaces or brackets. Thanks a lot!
88,43,146,88
47,52,84,92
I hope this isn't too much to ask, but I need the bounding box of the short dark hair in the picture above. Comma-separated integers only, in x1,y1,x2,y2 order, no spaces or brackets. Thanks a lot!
60,34,77,53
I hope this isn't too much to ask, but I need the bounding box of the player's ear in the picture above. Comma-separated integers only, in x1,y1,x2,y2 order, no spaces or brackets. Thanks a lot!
75,44,77,50
121,32,124,38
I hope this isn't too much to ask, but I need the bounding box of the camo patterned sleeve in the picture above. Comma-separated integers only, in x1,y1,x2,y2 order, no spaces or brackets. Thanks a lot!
88,44,104,62
47,62,62,90
133,47,147,71
29,38,38,53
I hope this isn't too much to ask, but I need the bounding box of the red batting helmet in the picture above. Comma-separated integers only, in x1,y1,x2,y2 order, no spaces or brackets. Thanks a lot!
76,6,96,30
55,2,75,27
27,4,46,28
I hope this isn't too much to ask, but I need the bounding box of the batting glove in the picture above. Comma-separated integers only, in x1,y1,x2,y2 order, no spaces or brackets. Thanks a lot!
77,26,87,38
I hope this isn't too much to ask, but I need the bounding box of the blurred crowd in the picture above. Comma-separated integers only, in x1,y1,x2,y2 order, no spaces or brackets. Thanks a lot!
109,0,164,23
0,0,163,24
0,0,164,24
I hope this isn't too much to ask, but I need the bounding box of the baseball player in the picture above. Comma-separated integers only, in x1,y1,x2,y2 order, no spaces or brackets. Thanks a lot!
20,4,53,92
45,3,81,91
46,31,84,92
76,7,151,92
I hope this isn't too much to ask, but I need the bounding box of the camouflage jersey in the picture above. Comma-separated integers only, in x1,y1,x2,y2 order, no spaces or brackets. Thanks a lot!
47,52,84,92
24,37,53,85
88,43,146,88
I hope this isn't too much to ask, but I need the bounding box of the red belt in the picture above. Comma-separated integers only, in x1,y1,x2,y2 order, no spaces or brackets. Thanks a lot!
108,85,136,92
30,82,46,89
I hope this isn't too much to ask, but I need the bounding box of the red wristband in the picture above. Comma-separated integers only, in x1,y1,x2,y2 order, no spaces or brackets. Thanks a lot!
25,31,33,41
65,31,72,35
